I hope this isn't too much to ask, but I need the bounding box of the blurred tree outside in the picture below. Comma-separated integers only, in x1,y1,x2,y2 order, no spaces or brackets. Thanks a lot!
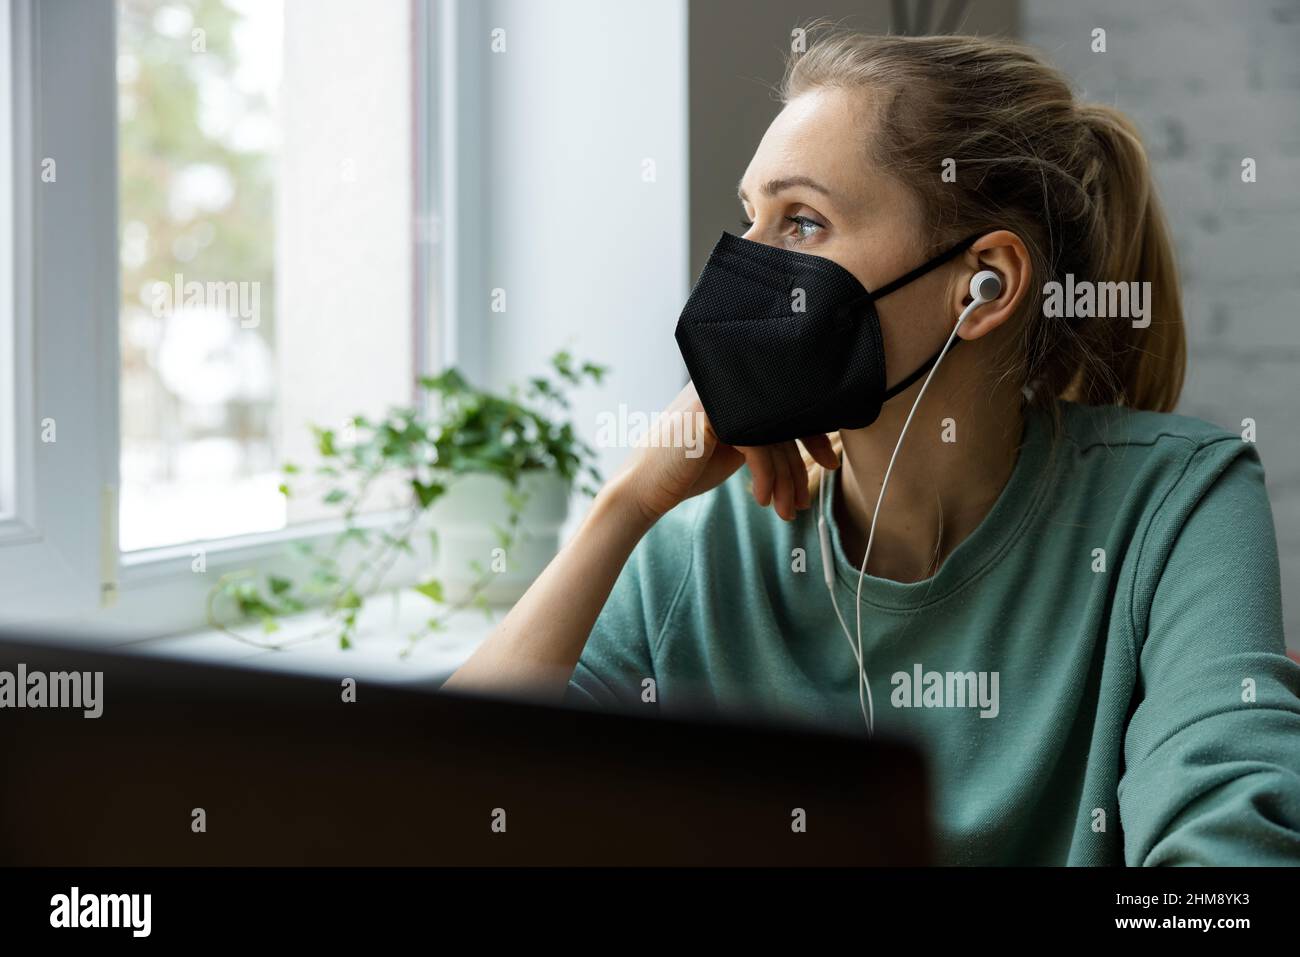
118,0,283,548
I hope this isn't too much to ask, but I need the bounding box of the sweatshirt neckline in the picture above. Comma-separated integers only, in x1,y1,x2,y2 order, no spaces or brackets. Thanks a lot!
820,403,1055,611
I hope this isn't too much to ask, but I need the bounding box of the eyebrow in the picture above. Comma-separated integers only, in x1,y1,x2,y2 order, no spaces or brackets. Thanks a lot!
736,176,833,203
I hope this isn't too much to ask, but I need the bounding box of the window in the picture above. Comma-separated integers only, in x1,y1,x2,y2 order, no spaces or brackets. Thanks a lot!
117,0,418,552
2,0,687,641
0,0,14,520
0,0,451,636
0,0,117,621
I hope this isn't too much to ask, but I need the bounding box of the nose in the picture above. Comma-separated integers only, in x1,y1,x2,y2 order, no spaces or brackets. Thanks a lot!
739,221,776,248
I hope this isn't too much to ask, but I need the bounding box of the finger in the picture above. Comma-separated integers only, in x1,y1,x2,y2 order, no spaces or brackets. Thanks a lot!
798,433,840,471
741,446,775,507
770,445,795,521
783,441,812,512
772,441,804,515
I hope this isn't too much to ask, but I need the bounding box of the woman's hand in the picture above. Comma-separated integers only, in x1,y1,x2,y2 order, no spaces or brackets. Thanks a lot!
614,381,839,524
444,381,839,701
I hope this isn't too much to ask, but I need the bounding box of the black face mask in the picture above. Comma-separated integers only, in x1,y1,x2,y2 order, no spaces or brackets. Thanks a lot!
674,231,979,447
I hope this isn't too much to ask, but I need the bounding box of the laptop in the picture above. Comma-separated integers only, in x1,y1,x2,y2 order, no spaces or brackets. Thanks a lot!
0,631,933,866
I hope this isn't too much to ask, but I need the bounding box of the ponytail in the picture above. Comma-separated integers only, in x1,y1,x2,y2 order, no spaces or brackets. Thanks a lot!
1068,104,1186,412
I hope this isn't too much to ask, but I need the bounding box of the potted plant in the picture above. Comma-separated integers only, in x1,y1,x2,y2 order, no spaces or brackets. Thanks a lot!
207,351,606,656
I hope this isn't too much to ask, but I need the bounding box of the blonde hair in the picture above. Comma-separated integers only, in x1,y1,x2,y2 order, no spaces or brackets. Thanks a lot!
784,30,1187,486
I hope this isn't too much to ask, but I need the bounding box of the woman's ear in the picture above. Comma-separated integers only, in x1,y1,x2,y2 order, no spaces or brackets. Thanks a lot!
953,229,1032,340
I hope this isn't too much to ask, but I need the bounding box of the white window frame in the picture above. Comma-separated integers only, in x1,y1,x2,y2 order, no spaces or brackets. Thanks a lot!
0,0,118,624
0,0,487,642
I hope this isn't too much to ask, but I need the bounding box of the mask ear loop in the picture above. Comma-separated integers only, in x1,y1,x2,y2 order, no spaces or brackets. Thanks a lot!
821,293,986,738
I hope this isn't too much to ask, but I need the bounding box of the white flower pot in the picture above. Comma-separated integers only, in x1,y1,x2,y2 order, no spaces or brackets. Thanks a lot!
425,470,571,606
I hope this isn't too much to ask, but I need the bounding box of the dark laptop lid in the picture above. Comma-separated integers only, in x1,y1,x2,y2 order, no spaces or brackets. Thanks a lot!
0,633,932,866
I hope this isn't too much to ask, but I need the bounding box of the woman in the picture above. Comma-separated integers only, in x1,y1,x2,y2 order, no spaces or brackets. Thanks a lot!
444,31,1300,865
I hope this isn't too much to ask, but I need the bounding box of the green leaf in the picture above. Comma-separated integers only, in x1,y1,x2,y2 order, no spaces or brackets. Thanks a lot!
419,368,470,394
414,579,445,603
309,568,341,590
551,350,577,382
323,488,348,505
268,575,293,596
339,526,370,546
334,588,362,611
412,479,445,509
315,427,337,457
382,531,415,554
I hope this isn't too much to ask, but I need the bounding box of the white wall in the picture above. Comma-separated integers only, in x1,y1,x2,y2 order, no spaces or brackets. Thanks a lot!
1024,0,1300,649
474,0,690,497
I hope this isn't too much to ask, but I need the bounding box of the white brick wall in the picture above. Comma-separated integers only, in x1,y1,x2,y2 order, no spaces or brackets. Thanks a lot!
1026,0,1300,649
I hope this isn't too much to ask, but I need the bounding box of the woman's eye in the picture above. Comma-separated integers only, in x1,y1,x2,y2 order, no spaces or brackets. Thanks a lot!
787,215,824,242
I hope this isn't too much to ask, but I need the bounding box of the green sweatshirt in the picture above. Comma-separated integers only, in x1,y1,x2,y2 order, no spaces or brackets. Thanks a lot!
564,400,1300,865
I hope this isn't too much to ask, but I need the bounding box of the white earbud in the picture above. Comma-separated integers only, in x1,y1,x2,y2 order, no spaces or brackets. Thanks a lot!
970,269,1002,303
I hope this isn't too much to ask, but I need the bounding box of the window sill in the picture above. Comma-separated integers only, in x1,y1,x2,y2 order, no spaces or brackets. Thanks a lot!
118,588,502,687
